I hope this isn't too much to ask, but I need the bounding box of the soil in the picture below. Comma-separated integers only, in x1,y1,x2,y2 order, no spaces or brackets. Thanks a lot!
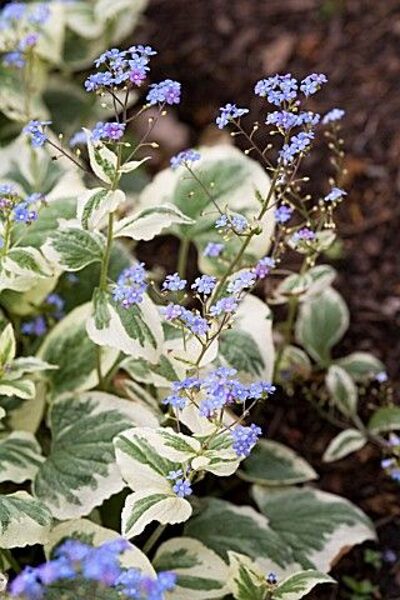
134,1,400,597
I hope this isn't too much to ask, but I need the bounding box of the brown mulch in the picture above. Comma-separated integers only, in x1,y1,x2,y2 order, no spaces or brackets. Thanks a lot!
134,1,400,597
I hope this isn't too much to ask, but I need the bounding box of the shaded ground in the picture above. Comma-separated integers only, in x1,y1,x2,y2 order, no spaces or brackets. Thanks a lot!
134,0,400,597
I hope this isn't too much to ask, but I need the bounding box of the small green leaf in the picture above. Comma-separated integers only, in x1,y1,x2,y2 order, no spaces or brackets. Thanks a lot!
114,203,194,242
86,133,118,184
336,352,385,382
42,227,105,271
368,406,400,434
77,187,125,230
323,429,367,463
0,323,15,366
228,552,267,600
273,570,335,599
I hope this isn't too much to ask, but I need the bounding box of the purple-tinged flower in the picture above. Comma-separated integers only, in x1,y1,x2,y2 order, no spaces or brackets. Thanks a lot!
275,204,293,224
167,469,184,480
170,148,201,169
0,183,16,196
255,74,298,106
23,120,51,148
69,130,87,148
375,371,388,383
162,272,187,292
21,316,47,337
172,478,192,498
231,423,262,457
162,393,187,410
161,303,184,321
37,557,75,585
300,73,327,96
146,79,181,105
19,33,39,51
182,311,209,336
267,572,278,585
254,256,275,279
210,296,238,316
215,215,228,229
9,567,43,599
84,71,114,92
46,293,64,320
203,242,224,257
215,213,248,233
25,192,44,204
291,227,316,244
322,108,345,124
192,275,216,295
324,187,346,203
113,263,148,308
3,51,25,68
248,381,276,399
216,103,249,129
91,121,125,142
29,3,50,24
13,202,38,223
2,2,26,21
279,131,314,165
227,270,256,294
266,110,299,130
55,539,91,562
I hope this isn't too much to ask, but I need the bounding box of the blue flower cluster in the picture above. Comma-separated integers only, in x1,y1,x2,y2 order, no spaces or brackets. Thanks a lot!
0,186,44,225
85,45,156,91
279,131,314,165
266,110,320,131
324,187,346,203
23,120,51,148
381,434,400,483
203,242,224,258
216,103,249,129
21,293,65,337
215,213,249,234
113,263,148,308
291,227,316,245
162,272,187,292
192,275,216,296
92,121,126,142
167,470,193,498
322,108,345,124
1,2,50,70
161,303,209,336
146,79,181,106
170,148,201,169
255,74,298,106
9,538,176,600
231,423,262,457
163,367,275,419
275,204,293,224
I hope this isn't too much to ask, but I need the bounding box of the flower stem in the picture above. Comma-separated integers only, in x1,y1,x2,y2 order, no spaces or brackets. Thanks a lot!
177,237,190,279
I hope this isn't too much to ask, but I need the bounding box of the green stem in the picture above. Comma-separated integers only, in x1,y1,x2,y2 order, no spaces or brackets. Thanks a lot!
143,523,166,555
99,213,114,291
177,237,190,279
2,549,21,573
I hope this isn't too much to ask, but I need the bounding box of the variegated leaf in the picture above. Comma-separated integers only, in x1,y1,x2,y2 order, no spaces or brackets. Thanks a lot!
326,365,358,417
273,570,335,599
3,247,53,278
228,552,268,600
0,431,44,483
86,289,163,363
37,303,118,397
368,406,400,434
114,204,194,242
239,440,317,485
252,486,376,573
33,391,150,520
323,429,367,463
85,132,118,184
336,352,385,382
154,537,229,600
77,187,125,230
0,323,15,366
0,491,52,548
0,379,36,400
42,226,105,271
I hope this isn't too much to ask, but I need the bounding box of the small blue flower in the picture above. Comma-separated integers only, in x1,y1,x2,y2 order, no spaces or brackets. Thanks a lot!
300,73,327,96
291,227,316,244
322,108,345,124
192,275,216,295
23,120,51,147
375,371,388,383
21,316,47,337
182,311,209,336
267,572,278,585
172,478,192,498
231,423,262,457
254,256,275,279
279,131,314,165
13,202,38,224
69,130,87,148
161,303,184,321
209,296,238,316
227,271,256,294
203,242,224,257
216,103,249,129
275,204,293,223
324,187,347,203
113,263,148,308
92,121,126,142
167,469,184,480
162,272,187,292
3,51,25,68
146,79,181,105
255,74,298,106
162,394,187,410
170,149,201,169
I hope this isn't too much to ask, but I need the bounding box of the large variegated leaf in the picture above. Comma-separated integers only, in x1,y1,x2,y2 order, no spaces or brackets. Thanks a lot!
336,352,385,382
0,323,15,366
139,145,275,274
273,570,335,599
33,392,152,520
323,429,367,463
86,289,163,363
42,226,105,271
3,246,53,278
0,491,52,548
45,519,155,575
114,204,194,242
121,354,185,389
368,406,400,434
0,431,44,483
184,499,294,574
86,133,118,184
295,287,349,366
154,537,229,600
219,295,274,381
252,486,376,573
0,379,36,400
37,303,118,396
77,188,125,231
239,440,317,486
276,345,312,383
228,552,267,600
326,365,358,417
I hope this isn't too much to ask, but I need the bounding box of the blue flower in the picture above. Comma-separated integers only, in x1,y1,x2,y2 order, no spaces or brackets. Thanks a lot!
172,478,192,498
279,131,314,165
170,148,201,169
322,108,345,124
182,311,209,336
227,271,256,294
29,3,50,25
163,393,187,410
13,202,38,224
3,51,25,68
216,103,249,129
275,204,293,224
9,567,43,599
161,303,184,321
375,371,388,383
69,130,87,148
203,242,224,257
21,316,47,337
167,469,184,480
254,256,275,279
92,121,126,142
324,187,346,202
300,73,327,96
231,423,262,457
2,2,26,21
209,296,238,316
255,74,298,106
162,272,187,292
23,120,51,147
146,79,181,105
291,227,316,244
267,572,278,585
192,275,216,295
113,263,148,308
